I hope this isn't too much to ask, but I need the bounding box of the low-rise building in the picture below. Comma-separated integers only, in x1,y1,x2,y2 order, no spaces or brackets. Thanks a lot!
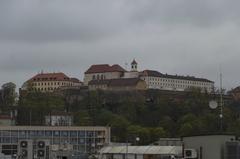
84,64,126,85
140,70,214,93
85,60,214,93
230,86,240,101
45,111,73,126
88,78,147,91
99,146,183,159
21,72,82,93
182,134,240,159
0,126,110,157
0,115,15,126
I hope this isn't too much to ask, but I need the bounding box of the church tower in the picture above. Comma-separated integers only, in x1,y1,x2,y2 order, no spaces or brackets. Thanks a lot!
131,59,138,72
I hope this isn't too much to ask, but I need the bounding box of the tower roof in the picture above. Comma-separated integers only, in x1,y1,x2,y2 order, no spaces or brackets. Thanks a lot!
131,59,137,65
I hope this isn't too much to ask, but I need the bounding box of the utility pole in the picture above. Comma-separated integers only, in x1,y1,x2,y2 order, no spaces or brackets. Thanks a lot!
219,68,223,132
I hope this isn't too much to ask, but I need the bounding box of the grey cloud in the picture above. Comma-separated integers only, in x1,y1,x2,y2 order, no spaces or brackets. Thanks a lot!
0,0,240,43
0,0,240,90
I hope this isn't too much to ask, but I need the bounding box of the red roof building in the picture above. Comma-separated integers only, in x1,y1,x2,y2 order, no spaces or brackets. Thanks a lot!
85,64,126,74
84,64,126,85
22,72,82,92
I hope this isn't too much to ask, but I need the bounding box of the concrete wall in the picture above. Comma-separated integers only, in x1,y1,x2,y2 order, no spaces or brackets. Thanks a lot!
183,135,236,159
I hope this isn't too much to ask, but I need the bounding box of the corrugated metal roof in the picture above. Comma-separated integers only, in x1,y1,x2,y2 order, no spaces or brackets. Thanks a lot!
99,146,182,155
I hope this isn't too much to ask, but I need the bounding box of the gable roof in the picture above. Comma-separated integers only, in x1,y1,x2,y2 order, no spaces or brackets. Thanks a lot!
140,70,213,83
70,78,81,83
131,59,138,65
109,78,142,87
85,64,126,74
28,72,70,82
141,70,163,77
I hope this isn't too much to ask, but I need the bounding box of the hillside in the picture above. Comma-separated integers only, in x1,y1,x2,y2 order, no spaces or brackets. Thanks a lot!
17,88,240,145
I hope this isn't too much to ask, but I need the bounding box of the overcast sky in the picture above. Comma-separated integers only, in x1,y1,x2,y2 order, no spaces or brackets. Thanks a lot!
0,0,239,90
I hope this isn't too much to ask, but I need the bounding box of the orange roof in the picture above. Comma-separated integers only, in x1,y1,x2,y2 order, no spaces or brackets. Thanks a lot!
85,64,126,74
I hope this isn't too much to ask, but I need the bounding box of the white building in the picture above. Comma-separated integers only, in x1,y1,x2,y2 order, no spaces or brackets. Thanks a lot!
84,60,214,93
140,70,214,93
123,59,139,79
99,146,183,159
45,112,73,126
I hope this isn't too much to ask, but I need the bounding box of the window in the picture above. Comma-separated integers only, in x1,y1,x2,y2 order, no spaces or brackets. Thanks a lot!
53,131,60,137
45,131,52,137
78,131,85,137
70,131,77,137
61,131,68,137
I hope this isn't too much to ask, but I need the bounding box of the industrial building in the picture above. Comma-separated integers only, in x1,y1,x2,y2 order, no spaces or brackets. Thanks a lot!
98,146,183,159
0,126,110,159
182,134,240,159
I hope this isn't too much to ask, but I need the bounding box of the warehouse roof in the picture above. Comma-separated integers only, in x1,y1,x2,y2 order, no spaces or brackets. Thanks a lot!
99,146,182,155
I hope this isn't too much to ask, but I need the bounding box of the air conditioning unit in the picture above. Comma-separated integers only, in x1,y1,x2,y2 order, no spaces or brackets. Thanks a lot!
18,140,33,159
36,140,50,159
184,149,197,159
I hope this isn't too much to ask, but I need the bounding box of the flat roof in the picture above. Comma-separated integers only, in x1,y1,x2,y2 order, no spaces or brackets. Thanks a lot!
0,126,110,131
100,146,182,155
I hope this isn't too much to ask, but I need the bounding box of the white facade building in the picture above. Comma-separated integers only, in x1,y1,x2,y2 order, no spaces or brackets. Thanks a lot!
45,112,73,126
140,70,214,93
84,60,214,93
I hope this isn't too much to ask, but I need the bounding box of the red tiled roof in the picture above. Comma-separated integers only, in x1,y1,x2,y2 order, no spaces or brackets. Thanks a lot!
85,64,126,74
28,72,70,82
140,70,213,83
70,78,81,83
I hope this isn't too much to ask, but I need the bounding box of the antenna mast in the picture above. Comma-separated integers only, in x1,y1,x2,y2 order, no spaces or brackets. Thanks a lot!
220,67,223,132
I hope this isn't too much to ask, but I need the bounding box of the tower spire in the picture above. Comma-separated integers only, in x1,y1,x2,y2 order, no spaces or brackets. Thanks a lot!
131,59,138,72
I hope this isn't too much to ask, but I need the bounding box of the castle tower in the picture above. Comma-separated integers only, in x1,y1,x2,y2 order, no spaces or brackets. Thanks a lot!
131,59,138,72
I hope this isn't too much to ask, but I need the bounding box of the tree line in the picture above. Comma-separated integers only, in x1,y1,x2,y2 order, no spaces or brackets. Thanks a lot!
1,82,240,145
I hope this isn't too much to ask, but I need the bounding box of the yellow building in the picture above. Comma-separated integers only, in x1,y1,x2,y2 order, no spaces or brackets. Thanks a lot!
22,72,82,92
88,78,147,91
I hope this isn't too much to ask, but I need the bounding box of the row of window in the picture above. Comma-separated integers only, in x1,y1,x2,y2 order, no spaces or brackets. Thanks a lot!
0,130,104,138
32,82,73,86
148,82,211,89
33,77,69,81
92,74,106,80
29,87,57,91
143,77,211,86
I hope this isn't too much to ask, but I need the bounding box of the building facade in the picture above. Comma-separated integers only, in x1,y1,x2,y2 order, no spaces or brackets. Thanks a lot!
0,115,15,126
99,146,183,159
140,70,214,93
0,126,110,157
45,112,73,126
84,64,126,85
182,134,240,159
88,78,147,91
21,72,82,92
84,60,214,93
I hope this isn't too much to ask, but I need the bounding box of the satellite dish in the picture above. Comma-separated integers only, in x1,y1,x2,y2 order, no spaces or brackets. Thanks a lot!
209,100,218,109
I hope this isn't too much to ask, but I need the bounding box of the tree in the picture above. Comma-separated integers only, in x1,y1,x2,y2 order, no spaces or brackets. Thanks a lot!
18,92,65,125
0,82,17,110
